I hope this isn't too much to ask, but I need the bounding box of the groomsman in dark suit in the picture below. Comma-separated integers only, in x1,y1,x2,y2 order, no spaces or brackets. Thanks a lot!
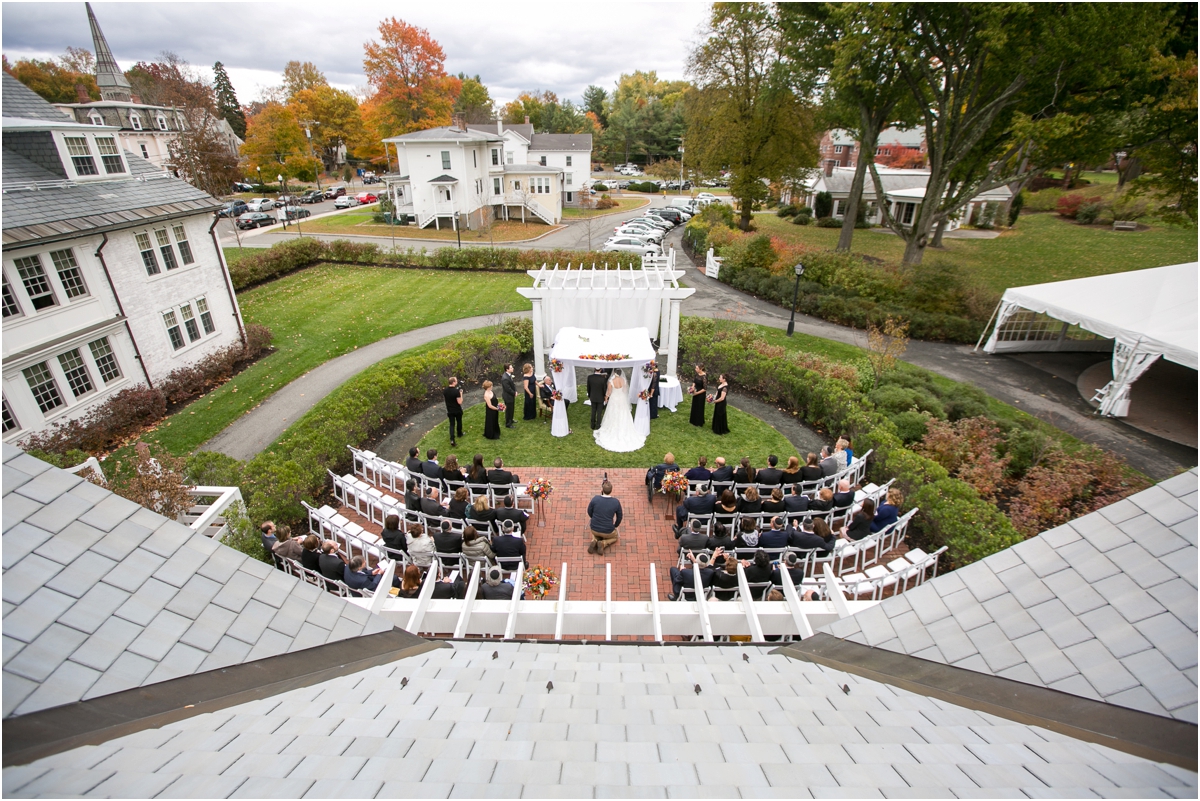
587,369,608,430
648,362,660,420
501,364,518,428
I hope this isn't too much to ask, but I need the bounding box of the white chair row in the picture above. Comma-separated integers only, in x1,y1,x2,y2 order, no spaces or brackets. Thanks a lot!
817,545,948,601
683,449,875,498
279,553,383,599
348,446,533,511
305,501,401,566
830,507,918,575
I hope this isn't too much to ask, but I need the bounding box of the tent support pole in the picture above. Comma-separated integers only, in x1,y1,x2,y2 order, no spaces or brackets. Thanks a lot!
974,300,1003,353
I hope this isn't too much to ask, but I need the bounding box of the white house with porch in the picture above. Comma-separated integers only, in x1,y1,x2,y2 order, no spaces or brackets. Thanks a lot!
469,122,592,207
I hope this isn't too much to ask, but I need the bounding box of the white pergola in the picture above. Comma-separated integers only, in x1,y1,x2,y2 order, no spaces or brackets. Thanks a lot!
516,258,695,378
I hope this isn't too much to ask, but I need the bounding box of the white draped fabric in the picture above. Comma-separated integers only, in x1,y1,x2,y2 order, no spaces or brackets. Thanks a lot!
551,399,570,436
548,327,658,437
658,375,683,412
542,299,662,350
634,399,651,437
1096,341,1162,417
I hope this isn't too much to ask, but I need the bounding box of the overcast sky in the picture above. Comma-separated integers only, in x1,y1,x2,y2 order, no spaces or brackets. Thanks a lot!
2,1,711,107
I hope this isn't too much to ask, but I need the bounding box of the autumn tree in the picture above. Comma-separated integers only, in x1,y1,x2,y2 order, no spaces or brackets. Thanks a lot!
212,62,246,139
58,46,96,75
582,85,608,125
502,90,590,133
5,53,100,103
282,60,327,99
241,103,320,182
289,85,365,171
362,17,460,136
686,3,819,230
454,73,495,123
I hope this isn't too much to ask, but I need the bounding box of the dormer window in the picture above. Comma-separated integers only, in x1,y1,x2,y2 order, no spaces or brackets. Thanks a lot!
95,137,125,174
64,137,98,176
131,114,142,131
157,115,169,131
89,113,104,126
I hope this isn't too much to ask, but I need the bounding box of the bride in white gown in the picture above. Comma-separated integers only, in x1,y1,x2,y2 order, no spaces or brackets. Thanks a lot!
593,369,646,452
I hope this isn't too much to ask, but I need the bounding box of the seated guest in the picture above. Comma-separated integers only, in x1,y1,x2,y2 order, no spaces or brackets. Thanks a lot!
711,553,740,600
489,458,519,486
791,518,836,554
757,455,784,486
397,564,456,599
442,454,466,484
318,541,346,582
343,556,384,594
841,499,875,542
762,487,786,515
380,514,407,559
675,482,716,530
271,525,303,562
461,525,496,565
832,480,856,510
872,488,903,533
733,457,756,485
819,446,838,477
491,520,527,566
743,549,774,584
647,452,680,493
405,524,434,567
405,446,423,475
495,494,530,533
468,494,497,530
780,456,803,486
715,489,739,518
433,520,462,554
299,534,322,572
538,375,556,415
808,487,834,512
784,484,809,514
834,437,851,470
260,521,277,562
772,551,805,587
466,454,489,484
668,551,715,601
677,519,711,553
403,479,421,523
709,457,734,483
738,486,763,515
735,519,760,549
479,566,518,600
447,487,471,519
422,448,441,480
420,486,444,517
800,453,823,482
706,522,735,560
842,437,854,465
758,517,790,549
685,456,712,482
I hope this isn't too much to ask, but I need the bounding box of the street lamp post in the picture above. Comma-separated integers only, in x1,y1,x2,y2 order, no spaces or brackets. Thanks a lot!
786,263,804,337
277,174,287,230
255,166,261,188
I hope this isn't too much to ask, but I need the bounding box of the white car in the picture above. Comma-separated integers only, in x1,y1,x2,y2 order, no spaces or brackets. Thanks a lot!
614,225,662,242
603,236,662,256
333,195,360,209
696,192,719,202
628,216,672,229
245,197,275,212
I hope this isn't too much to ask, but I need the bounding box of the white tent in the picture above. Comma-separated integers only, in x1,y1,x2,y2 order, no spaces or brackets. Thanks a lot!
982,263,1198,416
547,327,657,439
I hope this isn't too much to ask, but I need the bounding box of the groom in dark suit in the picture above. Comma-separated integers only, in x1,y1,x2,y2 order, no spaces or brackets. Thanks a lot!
500,364,518,428
587,369,608,430
648,362,660,420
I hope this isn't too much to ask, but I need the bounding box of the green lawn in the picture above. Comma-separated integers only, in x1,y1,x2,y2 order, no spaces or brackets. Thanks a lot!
562,197,649,219
416,393,793,469
754,212,1197,295
296,212,559,241
146,264,531,455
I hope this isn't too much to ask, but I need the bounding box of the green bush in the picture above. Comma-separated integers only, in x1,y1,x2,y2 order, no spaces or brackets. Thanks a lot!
627,181,660,193
220,499,272,564
1004,428,1054,476
1076,201,1105,225
816,217,841,228
943,384,990,421
592,182,609,191
792,214,812,225
776,205,798,218
869,384,946,419
891,410,934,444
814,191,833,219
186,450,246,487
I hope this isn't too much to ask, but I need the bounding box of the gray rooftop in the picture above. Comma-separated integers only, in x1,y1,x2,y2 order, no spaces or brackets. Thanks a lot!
385,126,502,144
4,640,1194,798
1,74,77,123
814,167,930,196
468,122,534,142
1,445,394,720
823,469,1198,724
529,133,593,152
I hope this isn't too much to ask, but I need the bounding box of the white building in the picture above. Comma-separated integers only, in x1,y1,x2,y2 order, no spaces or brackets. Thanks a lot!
470,121,592,206
2,73,245,443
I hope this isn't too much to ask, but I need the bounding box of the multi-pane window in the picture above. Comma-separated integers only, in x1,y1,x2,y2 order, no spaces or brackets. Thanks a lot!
23,362,63,413
2,397,17,433
64,136,98,175
180,303,201,342
131,115,143,131
139,143,149,159
155,229,179,270
163,310,184,350
95,136,125,174
14,256,57,310
533,177,551,194
196,297,215,334
441,150,451,170
506,152,513,164
157,115,169,131
492,149,499,166
49,249,88,299
566,156,572,167
58,348,94,398
89,337,122,383
539,156,547,166
171,224,194,265
566,174,573,186
136,233,160,275
493,178,502,195
3,276,20,318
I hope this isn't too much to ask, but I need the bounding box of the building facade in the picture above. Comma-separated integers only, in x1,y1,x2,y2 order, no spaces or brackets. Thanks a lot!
818,127,927,172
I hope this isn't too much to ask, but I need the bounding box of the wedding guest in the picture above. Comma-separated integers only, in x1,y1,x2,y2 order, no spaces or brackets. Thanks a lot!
405,446,423,475
420,486,444,516
711,375,729,435
675,482,716,530
800,453,824,482
466,454,489,484
819,446,838,476
834,438,851,471
468,494,498,531
403,479,421,524
538,375,556,416
433,520,462,554
668,550,715,601
405,524,435,567
489,458,519,486
780,456,803,486
743,550,774,583
380,514,407,559
300,534,321,572
685,456,712,482
841,499,876,542
757,455,784,486
710,457,734,483
271,525,303,562
421,448,441,480
735,518,760,549
587,481,623,555
318,541,346,582
441,454,466,484
759,517,789,549
447,488,471,519
648,362,661,420
872,488,903,532
501,364,518,428
495,494,529,533
688,364,707,427
483,380,501,440
706,522,735,561
809,487,835,512
461,526,496,565
343,556,384,595
522,364,538,421
259,521,277,561
677,519,711,553
711,552,740,600
832,480,856,510
738,486,763,515
762,487,787,515
772,552,806,588
784,484,809,514
444,377,463,446
733,457,756,485
492,520,527,568
791,518,836,554
714,490,739,529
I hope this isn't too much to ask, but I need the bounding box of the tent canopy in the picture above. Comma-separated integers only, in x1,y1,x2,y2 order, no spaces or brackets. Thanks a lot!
548,327,657,404
996,263,1198,370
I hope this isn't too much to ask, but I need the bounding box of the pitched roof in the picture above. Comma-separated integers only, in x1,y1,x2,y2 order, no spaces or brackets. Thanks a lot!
2,74,77,123
529,133,593,152
384,126,501,144
467,122,533,142
823,469,1198,723
1,445,394,720
6,640,1194,797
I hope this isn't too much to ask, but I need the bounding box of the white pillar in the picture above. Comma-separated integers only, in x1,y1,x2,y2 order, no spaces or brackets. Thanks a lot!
531,298,546,379
666,299,682,377
658,297,671,354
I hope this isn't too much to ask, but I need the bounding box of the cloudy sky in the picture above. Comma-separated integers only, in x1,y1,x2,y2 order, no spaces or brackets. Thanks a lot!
2,1,711,106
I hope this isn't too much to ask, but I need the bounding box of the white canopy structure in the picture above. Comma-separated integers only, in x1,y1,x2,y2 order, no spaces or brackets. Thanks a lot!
515,257,695,379
546,327,658,439
982,263,1198,417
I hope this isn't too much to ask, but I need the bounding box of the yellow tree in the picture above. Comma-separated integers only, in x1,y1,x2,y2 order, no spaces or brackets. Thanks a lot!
240,103,320,182
289,85,365,172
362,17,460,136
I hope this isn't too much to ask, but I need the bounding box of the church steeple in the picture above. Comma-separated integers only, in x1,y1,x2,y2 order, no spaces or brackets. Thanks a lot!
86,2,132,102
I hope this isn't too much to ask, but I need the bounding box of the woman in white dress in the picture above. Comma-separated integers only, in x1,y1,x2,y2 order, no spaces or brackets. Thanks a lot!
593,369,646,452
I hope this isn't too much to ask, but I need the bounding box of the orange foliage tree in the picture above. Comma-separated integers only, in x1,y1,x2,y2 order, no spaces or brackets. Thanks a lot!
362,17,461,138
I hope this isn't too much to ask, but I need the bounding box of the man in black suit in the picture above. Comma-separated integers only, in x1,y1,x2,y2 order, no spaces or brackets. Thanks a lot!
784,484,809,514
648,362,660,420
444,377,464,446
422,449,441,481
489,458,519,487
832,479,856,510
757,455,784,487
771,552,805,587
668,551,715,601
318,541,346,582
820,446,838,477
343,556,383,594
420,486,445,517
789,523,835,554
433,520,462,554
492,520,527,567
405,447,423,476
675,483,716,530
587,369,608,430
403,479,422,524
759,517,790,549
685,456,712,482
260,521,278,564
455,566,518,600
495,494,529,533
676,519,710,553
709,457,734,483
501,364,518,428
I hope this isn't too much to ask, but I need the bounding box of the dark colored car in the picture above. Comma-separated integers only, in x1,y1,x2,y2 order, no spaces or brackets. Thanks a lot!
324,185,347,199
298,190,324,204
236,212,272,230
284,206,311,220
277,194,301,206
647,208,685,224
232,182,253,192
217,200,248,218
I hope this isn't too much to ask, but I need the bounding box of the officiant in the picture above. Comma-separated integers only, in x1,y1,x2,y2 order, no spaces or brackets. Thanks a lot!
648,361,661,420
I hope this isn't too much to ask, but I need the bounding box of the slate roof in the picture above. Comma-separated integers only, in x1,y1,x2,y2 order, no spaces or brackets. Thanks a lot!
1,445,394,720
823,469,1198,723
529,133,593,152
1,74,77,123
814,167,931,196
4,640,1195,798
468,122,534,142
2,150,62,185
384,126,502,143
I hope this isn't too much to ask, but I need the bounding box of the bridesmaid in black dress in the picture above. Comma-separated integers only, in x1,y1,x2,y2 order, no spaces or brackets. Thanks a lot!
483,380,501,440
522,364,537,420
711,374,729,435
689,365,707,427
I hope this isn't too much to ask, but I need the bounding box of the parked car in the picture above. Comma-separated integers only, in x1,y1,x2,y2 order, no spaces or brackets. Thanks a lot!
284,206,312,220
277,194,301,206
647,208,685,224
696,192,719,201
324,184,347,199
246,198,275,212
355,192,378,204
236,212,272,230
217,200,248,218
603,236,661,256
627,216,672,230
614,225,662,243
232,182,254,192
298,190,324,204
334,195,360,209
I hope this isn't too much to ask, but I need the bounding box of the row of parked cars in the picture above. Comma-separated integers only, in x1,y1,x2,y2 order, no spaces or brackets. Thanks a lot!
216,185,380,229
600,195,724,256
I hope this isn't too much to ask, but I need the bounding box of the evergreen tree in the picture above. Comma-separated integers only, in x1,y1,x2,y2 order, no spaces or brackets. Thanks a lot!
212,61,246,139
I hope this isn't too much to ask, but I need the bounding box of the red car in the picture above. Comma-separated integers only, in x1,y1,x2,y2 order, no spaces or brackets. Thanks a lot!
355,192,378,204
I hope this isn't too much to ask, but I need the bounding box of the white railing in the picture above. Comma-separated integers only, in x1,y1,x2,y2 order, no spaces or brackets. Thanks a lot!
65,456,106,482
705,248,722,278
184,485,243,540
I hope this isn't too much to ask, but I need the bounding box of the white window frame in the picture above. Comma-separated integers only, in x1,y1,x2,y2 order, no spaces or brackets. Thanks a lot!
493,177,502,196
566,156,572,167
49,248,89,300
131,114,143,131
492,148,499,166
94,136,126,175
89,113,104,126
2,396,18,434
139,142,149,160
157,114,169,131
441,150,451,170
539,156,547,166
506,152,513,165
63,135,99,177
834,145,844,154
12,255,58,311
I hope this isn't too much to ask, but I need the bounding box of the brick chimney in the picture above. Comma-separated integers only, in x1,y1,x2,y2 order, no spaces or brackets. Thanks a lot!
824,160,835,177
524,115,530,125
451,113,466,131
75,84,90,103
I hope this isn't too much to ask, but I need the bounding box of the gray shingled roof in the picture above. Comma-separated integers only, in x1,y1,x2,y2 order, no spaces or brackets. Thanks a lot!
4,640,1194,798
823,469,1198,724
1,445,394,720
385,126,501,143
817,168,930,196
529,133,593,152
468,123,533,142
2,74,77,123
2,148,62,185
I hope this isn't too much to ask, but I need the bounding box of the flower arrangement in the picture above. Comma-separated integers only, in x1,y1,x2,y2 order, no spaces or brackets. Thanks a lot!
524,565,559,599
579,353,629,361
552,390,563,401
527,477,554,500
661,472,690,494
706,393,715,403
549,358,564,372
637,389,652,401
641,361,656,379
497,402,507,411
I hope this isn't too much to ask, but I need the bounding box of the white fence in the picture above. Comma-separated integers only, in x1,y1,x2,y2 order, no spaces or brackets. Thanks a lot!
705,248,722,279
183,486,244,540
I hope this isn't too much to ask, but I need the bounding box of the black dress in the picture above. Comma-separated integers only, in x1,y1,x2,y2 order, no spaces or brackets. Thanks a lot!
689,376,706,427
711,382,729,435
523,375,537,420
484,392,501,440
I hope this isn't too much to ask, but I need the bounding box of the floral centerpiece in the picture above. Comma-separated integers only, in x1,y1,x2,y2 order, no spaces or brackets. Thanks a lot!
661,471,690,495
497,402,507,411
641,361,656,379
549,358,564,372
706,393,715,403
527,477,554,500
524,565,559,599
552,390,563,401
637,389,652,401
579,353,629,361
